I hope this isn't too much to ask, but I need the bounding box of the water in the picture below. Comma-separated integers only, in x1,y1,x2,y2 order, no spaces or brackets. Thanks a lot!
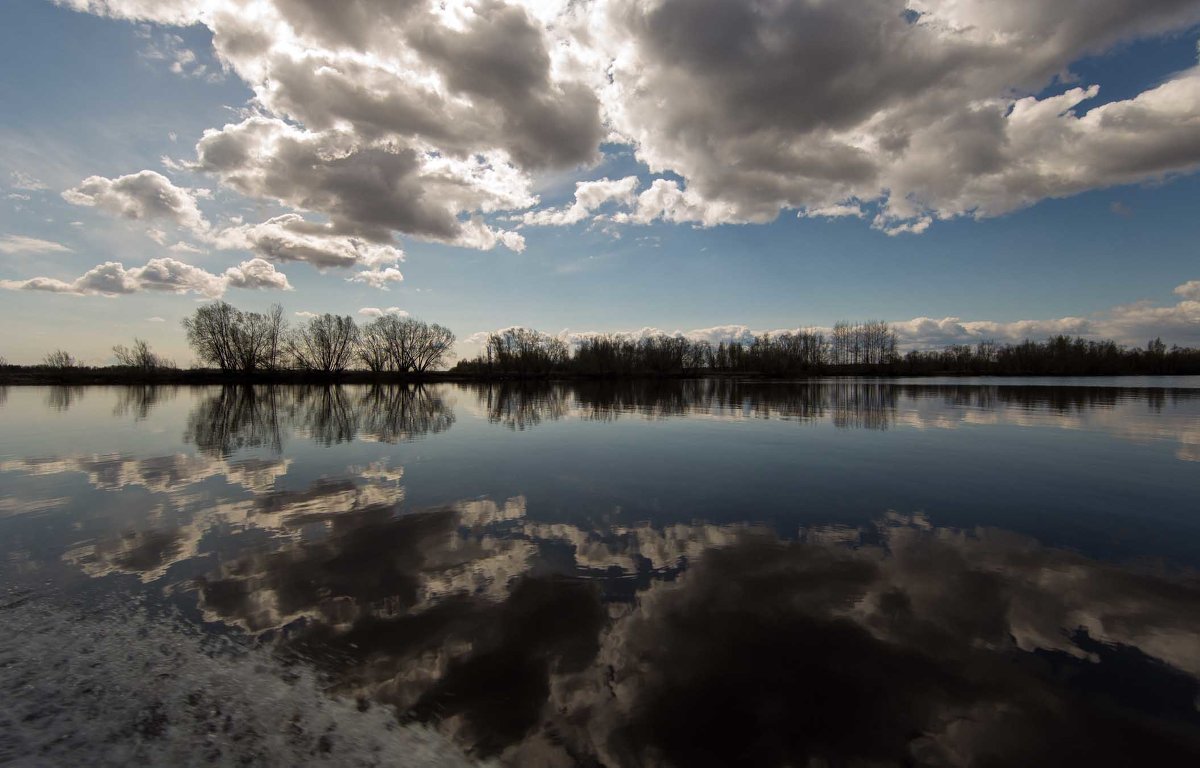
2,379,1199,766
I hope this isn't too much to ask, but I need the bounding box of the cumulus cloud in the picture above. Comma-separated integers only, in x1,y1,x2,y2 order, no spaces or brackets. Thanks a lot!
214,213,405,269
0,235,72,255
0,257,290,298
1175,280,1200,301
594,0,1200,229
358,306,409,318
347,267,404,290
54,0,1200,239
190,117,528,250
62,170,210,234
520,176,640,226
612,179,746,227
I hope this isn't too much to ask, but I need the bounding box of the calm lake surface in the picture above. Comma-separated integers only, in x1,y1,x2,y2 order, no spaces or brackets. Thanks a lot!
2,378,1200,766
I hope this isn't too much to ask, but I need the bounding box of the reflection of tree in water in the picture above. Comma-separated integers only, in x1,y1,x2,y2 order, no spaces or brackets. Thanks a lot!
185,386,284,457
183,484,1200,765
476,379,898,430
473,382,570,430
185,385,456,454
905,383,1199,414
356,385,455,443
288,386,357,446
45,386,85,412
474,380,1200,434
111,385,178,421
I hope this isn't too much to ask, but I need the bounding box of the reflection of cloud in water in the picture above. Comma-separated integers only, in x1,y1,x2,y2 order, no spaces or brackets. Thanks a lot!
197,493,533,633
62,462,407,584
151,484,1200,765
0,453,290,495
65,525,191,583
0,495,68,518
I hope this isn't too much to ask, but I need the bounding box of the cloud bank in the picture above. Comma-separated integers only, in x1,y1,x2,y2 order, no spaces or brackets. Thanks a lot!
51,0,1200,240
0,257,291,298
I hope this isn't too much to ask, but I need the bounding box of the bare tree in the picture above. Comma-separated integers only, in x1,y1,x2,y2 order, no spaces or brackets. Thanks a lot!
353,316,456,374
113,338,171,370
486,328,567,374
287,314,358,373
42,350,78,368
356,318,392,373
410,321,456,373
183,302,239,371
183,302,287,373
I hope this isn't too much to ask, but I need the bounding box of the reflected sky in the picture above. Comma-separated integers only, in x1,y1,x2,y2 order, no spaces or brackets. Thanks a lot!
2,380,1200,765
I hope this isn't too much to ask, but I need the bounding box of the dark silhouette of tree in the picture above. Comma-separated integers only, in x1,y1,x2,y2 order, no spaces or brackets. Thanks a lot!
356,318,393,373
353,316,456,374
42,350,78,368
287,314,358,373
183,302,285,374
113,338,172,370
479,328,568,375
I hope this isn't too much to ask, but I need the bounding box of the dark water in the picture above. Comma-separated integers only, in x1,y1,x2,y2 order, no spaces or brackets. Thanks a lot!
2,379,1200,766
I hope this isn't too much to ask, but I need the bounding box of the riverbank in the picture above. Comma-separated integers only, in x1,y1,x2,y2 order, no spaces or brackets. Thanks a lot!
2,366,1198,386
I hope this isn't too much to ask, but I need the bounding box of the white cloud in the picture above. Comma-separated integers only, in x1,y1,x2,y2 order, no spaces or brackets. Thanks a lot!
521,176,640,226
611,179,746,227
0,235,72,255
294,310,318,319
146,316,166,322
214,213,405,269
137,29,222,81
1174,280,1200,301
801,204,865,220
358,306,409,318
0,257,291,298
62,170,209,234
9,171,47,191
347,267,404,290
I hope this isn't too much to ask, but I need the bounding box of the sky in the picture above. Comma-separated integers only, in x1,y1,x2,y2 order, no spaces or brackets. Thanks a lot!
1,0,1199,366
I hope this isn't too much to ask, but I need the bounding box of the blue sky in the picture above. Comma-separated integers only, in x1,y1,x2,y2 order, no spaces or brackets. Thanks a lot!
1,0,1199,364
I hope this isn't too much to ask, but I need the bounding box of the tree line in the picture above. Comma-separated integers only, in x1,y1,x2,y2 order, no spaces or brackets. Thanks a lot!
454,324,1200,377
7,312,1200,379
457,322,900,376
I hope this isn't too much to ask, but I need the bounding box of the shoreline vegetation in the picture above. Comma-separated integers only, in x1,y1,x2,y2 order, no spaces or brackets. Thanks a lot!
1,300,1198,385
